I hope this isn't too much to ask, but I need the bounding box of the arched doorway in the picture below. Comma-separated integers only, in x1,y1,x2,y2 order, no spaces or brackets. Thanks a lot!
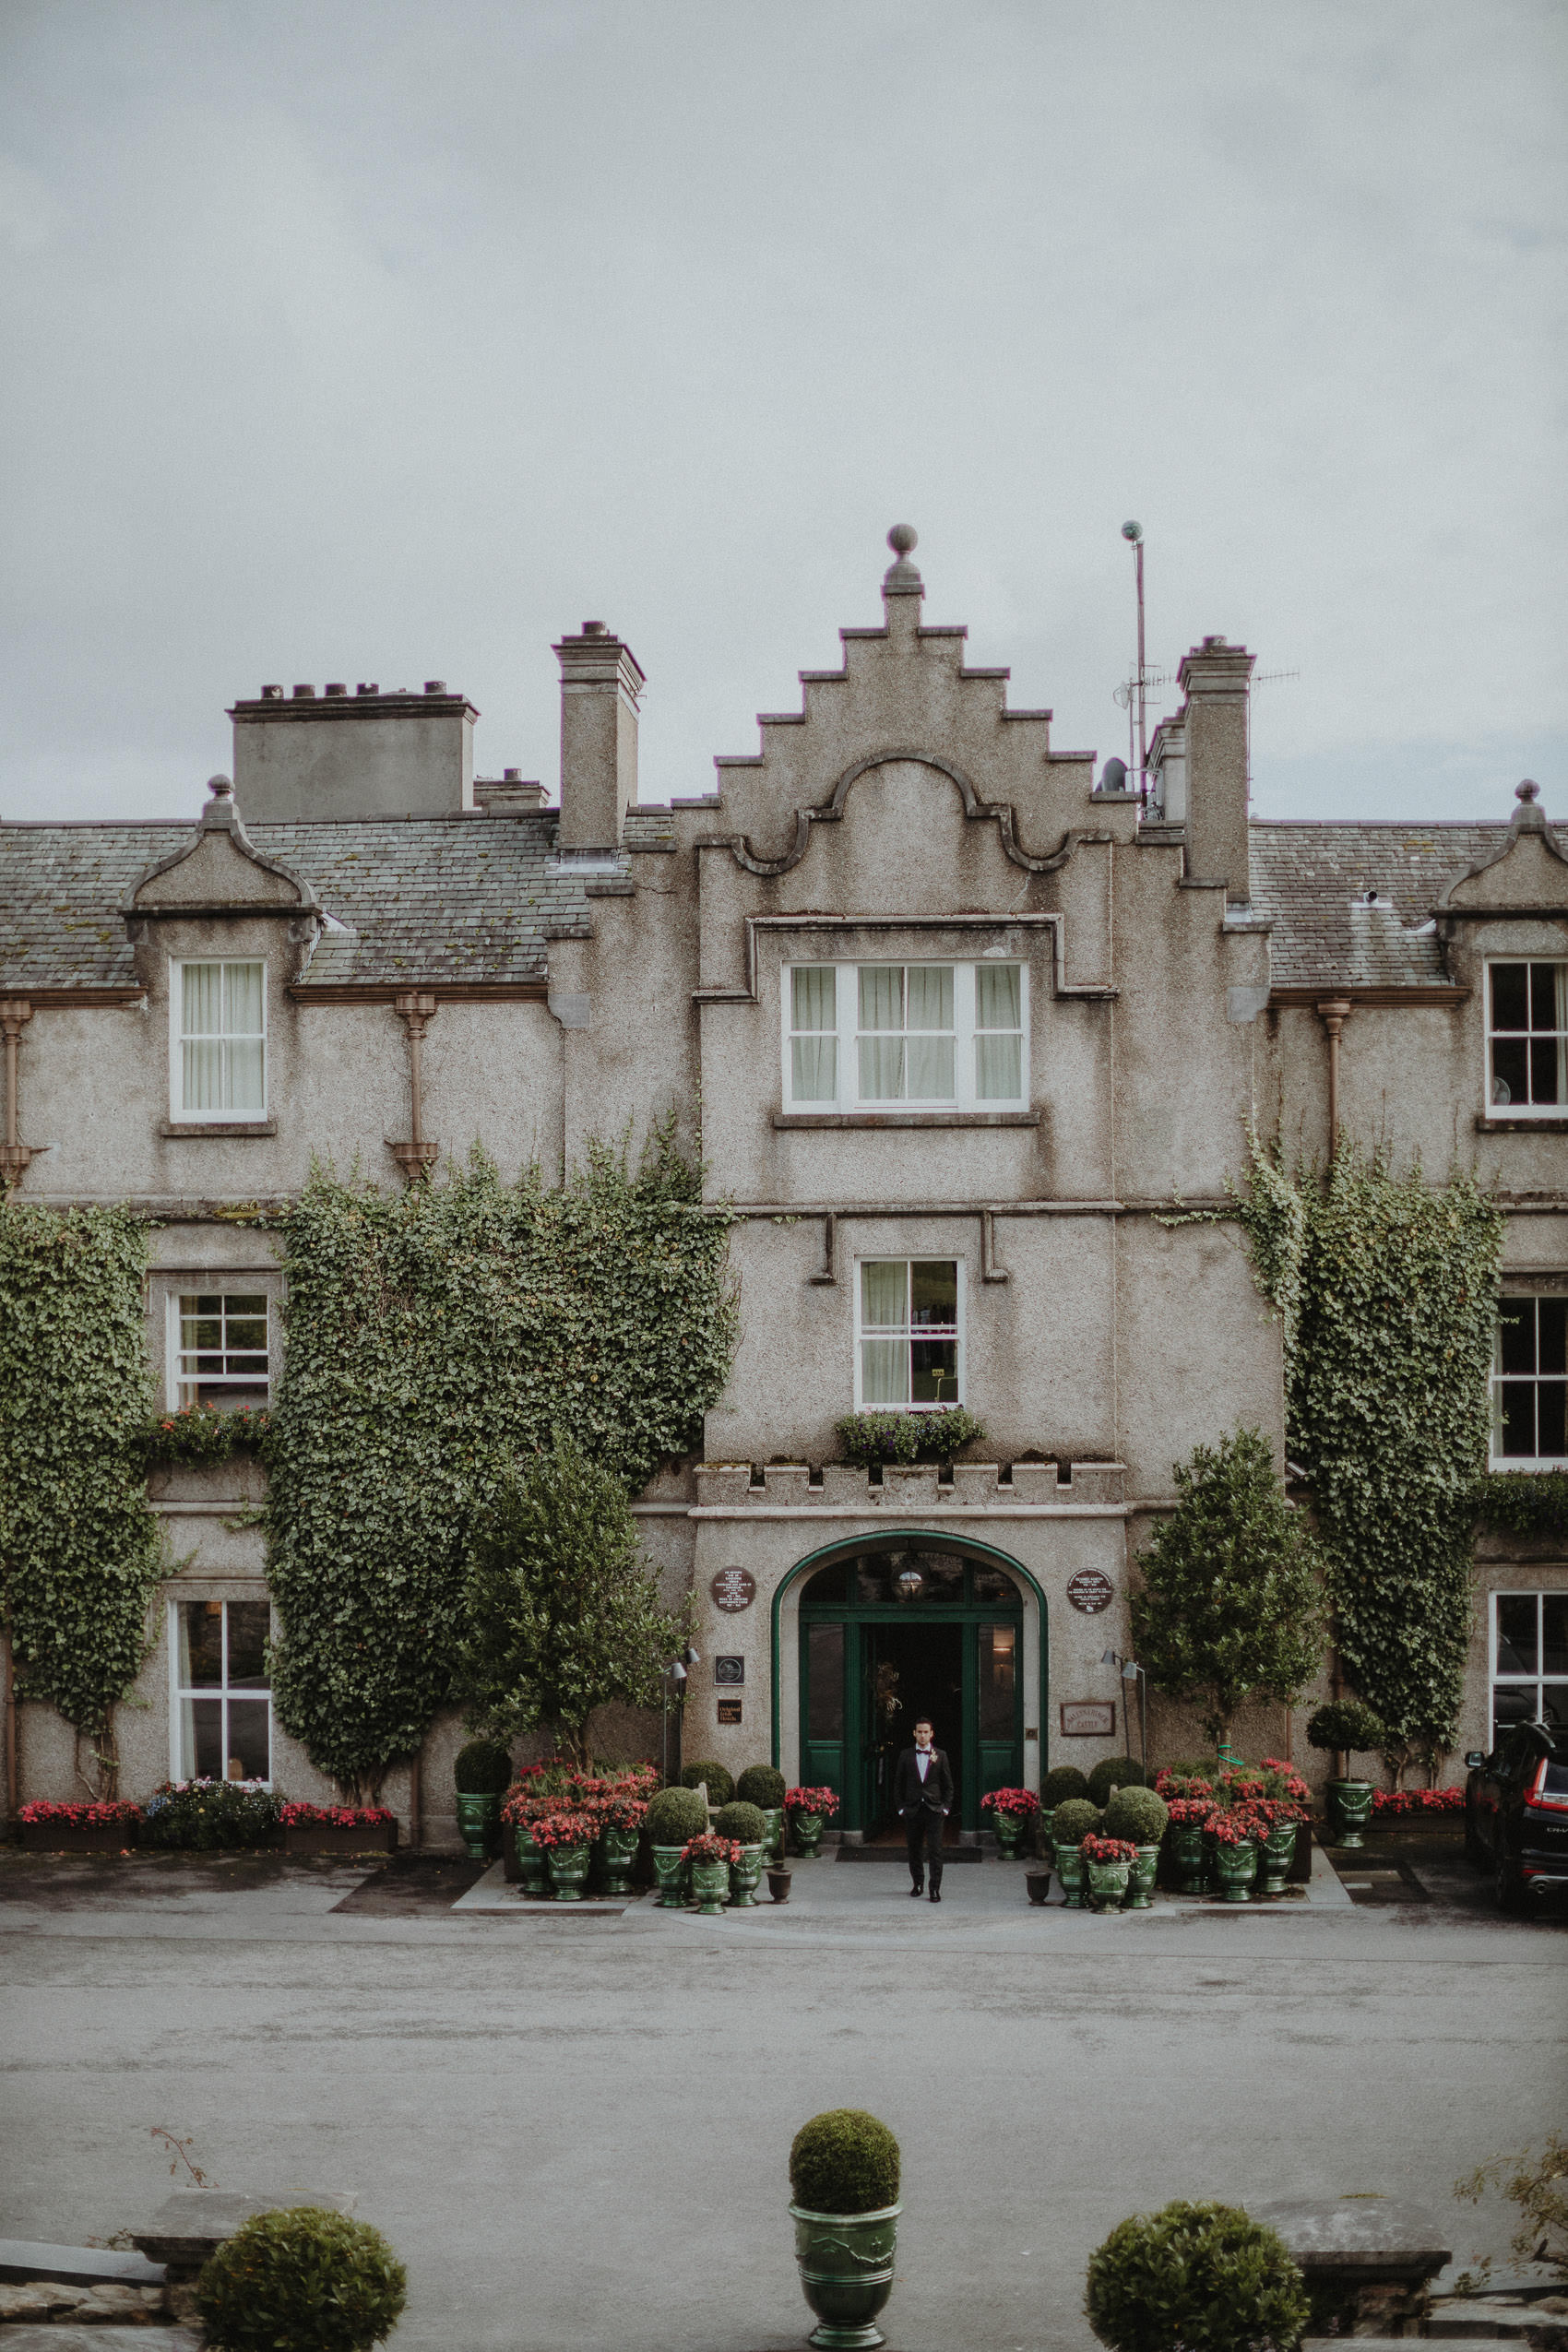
778,1535,1040,1838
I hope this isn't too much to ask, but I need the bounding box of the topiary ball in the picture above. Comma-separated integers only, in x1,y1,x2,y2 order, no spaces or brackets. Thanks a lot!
736,1764,787,1811
1051,1798,1102,1847
196,2207,406,2352
1102,1786,1170,1846
1306,1701,1387,1757
1041,1764,1090,1810
454,1738,513,1795
714,1800,768,1845
789,2109,901,2215
1085,2199,1308,2352
680,1759,735,1806
646,1786,708,1846
1087,1757,1150,1809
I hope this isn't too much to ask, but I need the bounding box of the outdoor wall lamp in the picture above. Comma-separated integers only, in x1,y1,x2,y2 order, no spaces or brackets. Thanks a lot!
896,1568,923,1602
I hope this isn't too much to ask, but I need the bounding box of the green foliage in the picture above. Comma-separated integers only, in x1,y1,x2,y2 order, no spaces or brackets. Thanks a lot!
1455,2133,1568,2286
453,1738,513,1794
1084,2200,1309,2352
713,1800,768,1844
1473,1471,1568,1544
789,2109,901,2215
451,1433,682,1769
264,1136,734,1796
0,1202,164,1779
1132,1429,1326,1745
1041,1764,1090,1810
1102,1786,1170,1845
681,1758,734,1804
142,1779,280,1850
646,1785,708,1845
143,1403,270,1466
736,1764,786,1810
1087,1758,1151,1808
1234,1138,1504,1764
196,2206,406,2352
1051,1798,1102,1846
836,1407,986,1467
1305,1701,1387,1758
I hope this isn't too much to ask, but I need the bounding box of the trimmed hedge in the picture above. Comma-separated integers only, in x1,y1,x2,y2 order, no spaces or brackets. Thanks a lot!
1102,1786,1170,1846
196,2207,406,2352
1041,1764,1090,1810
454,1738,513,1794
1050,1799,1102,1847
1085,2200,1308,2352
646,1786,708,1846
736,1764,787,1810
1087,1757,1151,1809
681,1759,734,1806
790,2109,901,2215
713,1800,768,1845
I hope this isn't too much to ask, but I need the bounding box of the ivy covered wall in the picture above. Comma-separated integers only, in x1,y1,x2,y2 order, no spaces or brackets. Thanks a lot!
0,1200,163,1792
264,1133,736,1797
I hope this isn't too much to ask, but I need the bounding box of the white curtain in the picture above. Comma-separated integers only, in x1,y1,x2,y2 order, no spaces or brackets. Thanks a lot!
976,964,1022,1099
181,963,264,1114
790,968,837,1102
905,966,955,1099
861,1260,908,1403
1557,964,1567,1109
222,962,265,1111
181,964,223,1111
859,965,905,1100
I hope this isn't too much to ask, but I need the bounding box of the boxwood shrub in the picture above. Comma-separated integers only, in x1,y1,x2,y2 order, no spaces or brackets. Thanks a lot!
1084,2200,1308,2352
1041,1764,1090,1810
1305,1702,1387,1759
713,1800,769,1845
1087,1757,1151,1808
736,1764,787,1810
1050,1799,1102,1847
1102,1786,1170,1847
681,1759,734,1805
789,2109,901,2215
196,2206,406,2352
646,1786,708,1846
142,1781,279,1852
454,1739,513,1794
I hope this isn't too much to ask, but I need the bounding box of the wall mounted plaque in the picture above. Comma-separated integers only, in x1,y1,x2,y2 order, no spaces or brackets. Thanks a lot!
714,1655,744,1685
717,1697,742,1726
1060,1700,1116,1738
710,1566,756,1613
1065,1569,1114,1615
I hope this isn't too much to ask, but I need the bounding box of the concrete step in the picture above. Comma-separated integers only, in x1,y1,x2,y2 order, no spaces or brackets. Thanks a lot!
0,2240,164,2287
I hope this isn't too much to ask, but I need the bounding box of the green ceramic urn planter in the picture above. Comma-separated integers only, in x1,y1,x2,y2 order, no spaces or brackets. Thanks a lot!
514,1825,548,1898
546,1843,591,1902
455,1791,500,1861
651,1845,688,1908
1258,1819,1300,1896
790,2204,901,2349
598,1825,638,1897
757,1806,785,1863
1212,1837,1258,1903
1053,1843,1087,1907
1167,1822,1207,1895
1124,1845,1160,1908
728,1844,766,1907
1086,1857,1132,1913
991,1812,1022,1858
690,1859,731,1916
1327,1778,1373,1849
792,1812,826,1858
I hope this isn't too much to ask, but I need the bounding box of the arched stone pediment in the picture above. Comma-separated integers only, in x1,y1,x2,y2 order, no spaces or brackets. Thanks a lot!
723,748,1077,879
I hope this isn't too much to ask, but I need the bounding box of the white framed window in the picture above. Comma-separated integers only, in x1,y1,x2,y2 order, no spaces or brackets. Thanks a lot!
855,1257,963,1408
169,1598,273,1783
1491,1591,1568,1740
1488,961,1566,1113
783,961,1028,1112
168,1291,271,1409
1492,1294,1567,1466
171,959,267,1120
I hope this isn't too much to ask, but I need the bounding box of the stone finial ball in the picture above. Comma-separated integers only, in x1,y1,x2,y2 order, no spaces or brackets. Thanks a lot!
207,774,233,796
1516,778,1540,803
886,524,918,556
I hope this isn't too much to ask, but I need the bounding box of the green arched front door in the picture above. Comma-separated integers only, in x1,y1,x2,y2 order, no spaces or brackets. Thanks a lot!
794,1538,1027,1837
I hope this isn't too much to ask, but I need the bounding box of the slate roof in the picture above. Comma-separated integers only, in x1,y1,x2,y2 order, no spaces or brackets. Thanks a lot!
1249,819,1565,992
0,813,611,992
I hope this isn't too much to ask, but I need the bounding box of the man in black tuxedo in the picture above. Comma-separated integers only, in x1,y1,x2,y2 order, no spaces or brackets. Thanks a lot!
892,1717,955,1901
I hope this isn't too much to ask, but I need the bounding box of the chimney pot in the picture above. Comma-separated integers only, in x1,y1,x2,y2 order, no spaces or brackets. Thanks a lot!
292,683,315,699
261,683,283,700
582,621,606,636
504,767,521,782
325,682,347,697
424,679,446,695
355,682,378,696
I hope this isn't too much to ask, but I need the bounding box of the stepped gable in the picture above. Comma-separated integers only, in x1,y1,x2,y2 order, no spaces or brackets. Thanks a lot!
1247,817,1563,992
0,806,619,993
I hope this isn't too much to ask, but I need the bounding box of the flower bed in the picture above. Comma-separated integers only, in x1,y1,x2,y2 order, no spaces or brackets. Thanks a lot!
18,1800,140,1852
144,1402,271,1466
1372,1787,1465,1816
278,1800,397,1855
144,1778,279,1850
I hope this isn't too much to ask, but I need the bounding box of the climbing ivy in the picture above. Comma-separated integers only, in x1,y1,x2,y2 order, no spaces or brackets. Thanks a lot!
264,1129,736,1797
1232,1138,1503,1770
0,1201,164,1791
1473,1470,1568,1545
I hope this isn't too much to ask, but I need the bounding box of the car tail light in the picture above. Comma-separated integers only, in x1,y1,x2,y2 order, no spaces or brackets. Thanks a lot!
1526,1759,1568,1810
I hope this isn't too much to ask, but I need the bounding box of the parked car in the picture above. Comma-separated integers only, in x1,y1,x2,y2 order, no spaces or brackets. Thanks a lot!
1464,1709,1568,1913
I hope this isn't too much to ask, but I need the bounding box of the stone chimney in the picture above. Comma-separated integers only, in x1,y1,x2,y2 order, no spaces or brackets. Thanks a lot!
1175,636,1254,902
553,622,645,850
228,682,478,821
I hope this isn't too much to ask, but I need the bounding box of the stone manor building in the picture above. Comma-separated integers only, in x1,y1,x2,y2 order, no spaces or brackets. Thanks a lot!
2,530,1564,1843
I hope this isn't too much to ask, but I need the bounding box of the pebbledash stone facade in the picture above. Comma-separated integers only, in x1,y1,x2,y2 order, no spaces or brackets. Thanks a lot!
2,530,1565,1846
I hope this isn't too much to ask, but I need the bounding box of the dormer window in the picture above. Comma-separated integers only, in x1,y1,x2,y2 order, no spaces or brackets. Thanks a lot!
172,960,267,1120
784,962,1027,1112
1488,961,1566,1112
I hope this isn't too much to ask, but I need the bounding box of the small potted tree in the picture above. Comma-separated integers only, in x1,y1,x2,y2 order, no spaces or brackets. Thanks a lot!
196,2205,407,2352
683,1829,741,1916
1084,2199,1309,2352
1049,1798,1101,1907
453,1739,513,1860
646,1784,707,1907
980,1787,1039,1859
1307,1700,1387,1848
1102,1785,1170,1907
785,1784,840,1857
736,1763,788,1862
1040,1765,1090,1817
713,1800,769,1905
789,2108,901,2349
1087,1757,1151,1809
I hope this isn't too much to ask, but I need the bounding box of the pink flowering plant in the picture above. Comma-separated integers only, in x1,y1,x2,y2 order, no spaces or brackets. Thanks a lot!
1080,1834,1139,1864
525,1810,596,1852
683,1832,742,1868
980,1788,1040,1819
278,1801,393,1828
1372,1786,1464,1814
19,1799,140,1826
1163,1794,1217,1826
1154,1767,1216,1802
784,1786,840,1817
1207,1801,1269,1847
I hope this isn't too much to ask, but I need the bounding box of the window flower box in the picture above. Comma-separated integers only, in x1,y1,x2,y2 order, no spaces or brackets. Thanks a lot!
278,1802,398,1855
18,1800,140,1853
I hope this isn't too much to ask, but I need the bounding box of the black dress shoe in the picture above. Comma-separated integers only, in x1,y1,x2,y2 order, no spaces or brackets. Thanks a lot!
929,1888,942,1903
909,1883,923,1897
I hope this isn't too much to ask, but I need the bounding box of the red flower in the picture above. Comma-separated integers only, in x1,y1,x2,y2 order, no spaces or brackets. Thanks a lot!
981,1787,1040,1818
1081,1834,1139,1864
683,1832,742,1867
784,1786,840,1816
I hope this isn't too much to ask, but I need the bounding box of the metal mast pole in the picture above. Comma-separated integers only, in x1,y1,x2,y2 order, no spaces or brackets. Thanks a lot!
1134,533,1147,794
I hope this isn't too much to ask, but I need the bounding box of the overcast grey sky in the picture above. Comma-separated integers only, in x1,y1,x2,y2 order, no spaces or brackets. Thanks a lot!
1,0,1563,826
